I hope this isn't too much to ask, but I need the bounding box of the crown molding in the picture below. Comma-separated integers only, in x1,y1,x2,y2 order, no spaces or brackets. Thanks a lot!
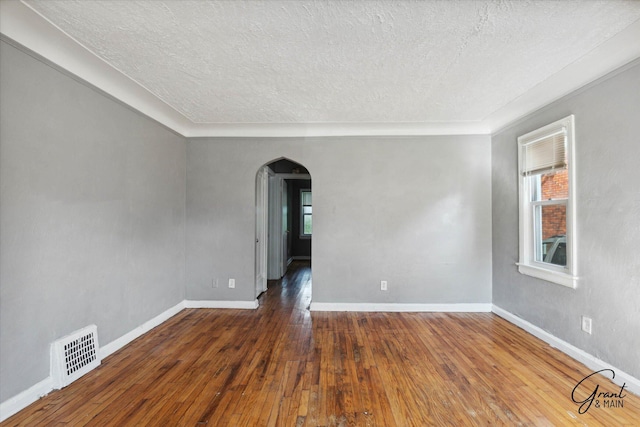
485,19,640,134
3,0,640,138
184,121,489,137
0,0,193,135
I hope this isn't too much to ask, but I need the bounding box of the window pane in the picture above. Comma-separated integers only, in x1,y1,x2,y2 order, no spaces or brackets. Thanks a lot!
517,115,575,287
303,215,312,235
530,169,568,202
541,169,568,200
534,204,567,266
302,191,312,205
303,206,312,214
530,175,541,202
550,242,567,266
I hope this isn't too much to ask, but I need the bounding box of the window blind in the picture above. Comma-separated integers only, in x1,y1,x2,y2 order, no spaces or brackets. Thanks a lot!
522,128,567,176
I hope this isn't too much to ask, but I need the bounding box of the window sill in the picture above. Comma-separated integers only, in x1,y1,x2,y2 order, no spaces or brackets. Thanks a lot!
516,263,578,289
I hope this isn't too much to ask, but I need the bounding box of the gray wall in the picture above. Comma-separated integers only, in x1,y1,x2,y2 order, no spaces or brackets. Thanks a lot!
492,59,640,379
186,135,492,304
0,40,187,401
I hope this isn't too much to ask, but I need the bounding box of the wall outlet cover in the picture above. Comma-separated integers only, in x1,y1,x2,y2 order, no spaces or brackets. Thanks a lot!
581,316,592,334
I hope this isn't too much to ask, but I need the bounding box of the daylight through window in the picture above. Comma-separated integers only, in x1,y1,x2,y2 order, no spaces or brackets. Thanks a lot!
301,190,312,237
517,115,577,288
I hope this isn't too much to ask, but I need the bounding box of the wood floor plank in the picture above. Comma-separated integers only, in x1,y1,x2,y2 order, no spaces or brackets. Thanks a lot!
3,261,640,426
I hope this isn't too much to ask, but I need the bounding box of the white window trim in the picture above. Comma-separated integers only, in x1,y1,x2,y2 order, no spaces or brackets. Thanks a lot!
517,115,578,289
300,189,311,239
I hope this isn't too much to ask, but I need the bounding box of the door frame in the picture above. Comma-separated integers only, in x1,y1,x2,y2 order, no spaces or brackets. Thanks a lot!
255,160,312,301
255,166,271,297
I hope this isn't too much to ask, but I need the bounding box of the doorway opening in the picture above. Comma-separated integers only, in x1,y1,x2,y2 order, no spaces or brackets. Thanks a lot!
255,158,312,301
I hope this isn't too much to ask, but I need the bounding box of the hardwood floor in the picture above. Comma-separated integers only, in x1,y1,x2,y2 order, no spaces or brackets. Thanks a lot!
3,261,640,426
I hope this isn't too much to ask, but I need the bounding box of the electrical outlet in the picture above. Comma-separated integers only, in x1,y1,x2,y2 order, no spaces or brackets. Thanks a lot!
228,278,235,289
380,280,388,291
581,316,592,334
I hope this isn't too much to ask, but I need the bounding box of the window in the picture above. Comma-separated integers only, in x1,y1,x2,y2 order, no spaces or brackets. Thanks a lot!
301,189,312,237
517,115,577,288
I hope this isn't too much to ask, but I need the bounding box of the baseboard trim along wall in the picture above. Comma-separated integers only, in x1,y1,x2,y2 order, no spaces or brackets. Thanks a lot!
184,300,259,309
100,301,186,359
101,300,258,359
0,376,54,422
4,301,637,422
492,305,640,396
309,302,492,312
0,298,259,422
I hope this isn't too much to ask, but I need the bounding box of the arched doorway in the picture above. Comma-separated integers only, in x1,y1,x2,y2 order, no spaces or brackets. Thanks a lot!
255,158,311,299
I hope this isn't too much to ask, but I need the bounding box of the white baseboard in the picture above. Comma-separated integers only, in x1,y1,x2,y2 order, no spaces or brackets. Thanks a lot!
0,298,261,422
4,302,637,422
492,305,640,396
101,299,259,358
309,302,492,312
100,301,186,359
0,376,53,422
184,299,259,309
0,301,186,423
101,300,259,358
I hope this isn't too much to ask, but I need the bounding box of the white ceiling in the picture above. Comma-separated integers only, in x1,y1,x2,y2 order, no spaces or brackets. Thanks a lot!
2,0,640,137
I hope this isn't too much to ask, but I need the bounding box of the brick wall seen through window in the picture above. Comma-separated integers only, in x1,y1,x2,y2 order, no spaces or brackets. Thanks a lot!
540,169,568,240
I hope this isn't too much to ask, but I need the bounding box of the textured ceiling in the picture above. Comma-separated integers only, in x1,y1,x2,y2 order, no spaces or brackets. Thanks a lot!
13,0,640,132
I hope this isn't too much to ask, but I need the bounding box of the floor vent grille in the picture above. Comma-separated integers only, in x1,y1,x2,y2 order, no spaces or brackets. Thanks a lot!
51,325,101,389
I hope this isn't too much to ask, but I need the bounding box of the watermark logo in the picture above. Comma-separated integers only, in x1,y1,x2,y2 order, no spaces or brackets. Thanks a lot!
571,369,627,414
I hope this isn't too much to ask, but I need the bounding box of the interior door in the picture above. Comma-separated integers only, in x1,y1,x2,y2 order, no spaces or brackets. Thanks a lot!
255,166,269,297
